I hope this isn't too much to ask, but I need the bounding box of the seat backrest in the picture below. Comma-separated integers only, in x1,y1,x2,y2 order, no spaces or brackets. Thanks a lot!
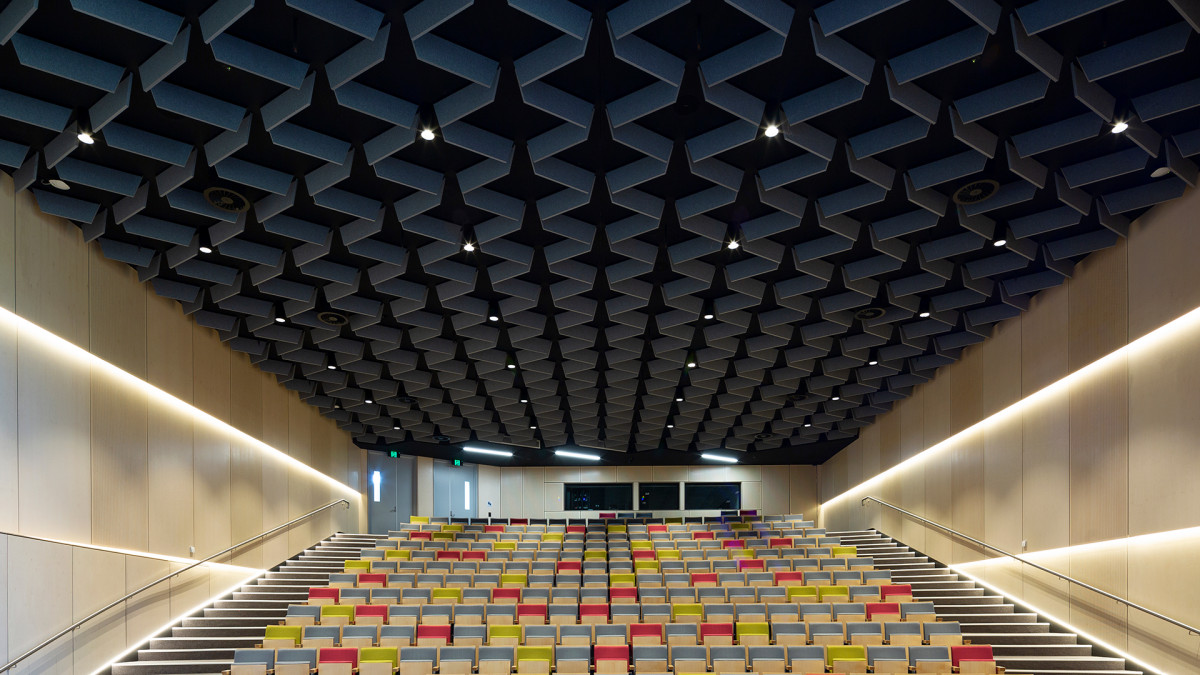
361,647,399,667
952,645,994,667
264,625,302,646
785,645,825,671
909,645,950,667
826,644,867,667
275,649,317,668
318,647,359,667
233,649,275,666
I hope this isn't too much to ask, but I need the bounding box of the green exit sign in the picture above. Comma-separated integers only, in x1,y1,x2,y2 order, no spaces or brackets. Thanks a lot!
389,451,399,458
454,459,462,466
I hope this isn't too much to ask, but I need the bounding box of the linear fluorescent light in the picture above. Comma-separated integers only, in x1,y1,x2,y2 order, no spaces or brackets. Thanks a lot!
701,453,738,463
0,307,360,498
822,302,1200,510
555,449,601,461
463,446,513,457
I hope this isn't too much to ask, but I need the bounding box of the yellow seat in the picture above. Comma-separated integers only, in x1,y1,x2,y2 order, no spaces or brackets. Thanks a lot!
606,525,627,534
657,549,681,560
634,560,660,572
827,645,867,672
489,625,522,645
345,560,372,573
431,588,463,604
410,516,430,524
263,625,302,649
541,533,563,542
516,645,554,674
432,532,455,541
736,622,770,645
442,524,463,532
385,549,411,560
359,647,399,675
729,549,754,559
500,573,527,587
671,603,703,623
730,523,752,531
818,585,850,602
831,546,857,557
664,517,683,524
319,604,354,626
609,573,636,586
494,542,517,551
630,541,654,550
786,586,818,603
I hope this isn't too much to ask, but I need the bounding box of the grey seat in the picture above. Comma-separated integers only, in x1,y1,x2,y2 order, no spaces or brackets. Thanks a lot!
524,624,558,645
883,621,922,646
452,624,486,647
379,625,415,648
769,622,806,646
631,646,668,674
438,647,477,675
786,645,826,673
868,645,909,673
275,648,317,671
341,625,377,648
799,602,833,622
555,646,592,674
909,645,951,671
923,620,963,645
230,648,274,674
301,625,339,648
669,645,709,673
664,622,698,646
478,646,515,675
595,624,628,645
747,646,786,674
709,646,747,673
284,604,320,625
765,602,800,623
846,621,883,645
832,602,866,622
559,624,593,645
808,621,845,645
399,646,439,675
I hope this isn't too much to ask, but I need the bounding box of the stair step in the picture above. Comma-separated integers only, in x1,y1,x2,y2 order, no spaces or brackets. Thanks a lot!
937,612,1038,623
150,637,261,650
137,648,237,661
997,656,1133,670
112,660,230,674
966,632,1079,645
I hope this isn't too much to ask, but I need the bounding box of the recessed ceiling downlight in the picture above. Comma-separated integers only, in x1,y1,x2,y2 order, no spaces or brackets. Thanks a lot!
48,179,70,190
951,179,999,205
203,186,250,213
318,311,349,326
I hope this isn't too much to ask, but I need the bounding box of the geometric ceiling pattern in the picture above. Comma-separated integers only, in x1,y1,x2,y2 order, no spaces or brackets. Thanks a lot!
1,0,1198,463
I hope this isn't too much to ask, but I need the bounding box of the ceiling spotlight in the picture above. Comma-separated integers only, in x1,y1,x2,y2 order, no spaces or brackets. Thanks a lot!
667,423,674,429
676,396,684,402
993,239,1007,247
464,446,513,457
47,179,70,190
556,449,600,461
701,453,738,464
198,246,213,254
764,124,780,138
1111,121,1129,134
868,360,878,366
327,365,337,370
685,351,698,368
365,399,373,404
727,239,740,250
1151,166,1172,178
393,425,400,430
530,425,538,429
274,316,286,323
831,396,840,401
77,131,95,145
506,355,518,370
421,128,436,141
919,311,931,318
488,315,499,322
703,312,714,320
701,300,715,321
520,397,529,403
804,423,812,428
463,241,475,252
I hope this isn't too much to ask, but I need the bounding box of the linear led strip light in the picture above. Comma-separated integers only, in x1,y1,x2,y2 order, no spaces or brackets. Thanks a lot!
822,302,1200,510
0,306,361,497
463,446,514,457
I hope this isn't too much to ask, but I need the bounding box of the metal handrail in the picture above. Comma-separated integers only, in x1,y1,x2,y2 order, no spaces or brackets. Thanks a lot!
861,495,1200,636
0,498,351,673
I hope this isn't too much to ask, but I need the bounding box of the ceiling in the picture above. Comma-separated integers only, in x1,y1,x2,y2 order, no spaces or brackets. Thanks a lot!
0,0,1197,466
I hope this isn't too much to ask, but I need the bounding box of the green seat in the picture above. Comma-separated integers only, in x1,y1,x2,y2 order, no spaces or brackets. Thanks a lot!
263,625,302,647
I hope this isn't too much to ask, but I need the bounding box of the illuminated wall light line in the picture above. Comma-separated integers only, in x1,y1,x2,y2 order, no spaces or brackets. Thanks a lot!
953,525,1200,566
0,532,262,573
822,302,1200,510
948,565,1167,675
87,567,267,675
0,306,362,498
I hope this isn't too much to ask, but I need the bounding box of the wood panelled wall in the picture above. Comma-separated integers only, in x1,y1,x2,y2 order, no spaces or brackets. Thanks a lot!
418,463,820,521
818,187,1200,674
0,173,368,673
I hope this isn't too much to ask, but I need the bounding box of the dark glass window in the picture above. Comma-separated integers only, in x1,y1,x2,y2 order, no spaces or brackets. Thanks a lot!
564,483,632,510
638,482,680,510
684,482,742,510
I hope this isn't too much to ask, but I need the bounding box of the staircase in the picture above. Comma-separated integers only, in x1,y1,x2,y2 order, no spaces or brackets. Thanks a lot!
834,529,1141,675
100,529,1143,675
105,533,381,675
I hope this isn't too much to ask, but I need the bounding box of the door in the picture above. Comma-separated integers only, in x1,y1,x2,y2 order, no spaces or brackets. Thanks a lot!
367,453,414,533
433,461,477,519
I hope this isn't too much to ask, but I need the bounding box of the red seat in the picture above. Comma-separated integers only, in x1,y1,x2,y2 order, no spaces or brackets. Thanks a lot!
557,561,582,573
865,602,901,621
739,510,757,516
721,539,745,549
484,525,506,533
692,532,715,540
510,518,529,525
518,603,548,619
492,588,522,602
416,624,452,645
594,645,630,667
463,550,486,561
308,587,339,603
631,550,656,560
880,584,913,601
319,647,359,668
647,525,667,533
952,645,994,667
358,573,386,586
768,538,793,547
737,559,765,572
773,571,804,585
700,622,734,643
579,604,609,619
355,604,387,621
691,573,719,586
609,587,637,601
598,513,616,519
629,624,663,644
436,551,462,561
566,526,586,533
409,532,432,541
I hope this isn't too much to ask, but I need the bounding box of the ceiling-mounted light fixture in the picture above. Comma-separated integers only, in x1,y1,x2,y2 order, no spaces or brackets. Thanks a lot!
764,124,780,138
667,422,674,429
274,316,286,323
464,446,513,457
77,130,95,144
530,425,537,429
506,355,518,370
702,300,715,321
685,351,698,368
198,246,213,254
919,311,931,318
993,239,1007,247
1151,166,1172,178
831,396,840,401
393,424,400,430
727,239,740,250
48,178,70,190
868,360,878,366
327,364,337,370
701,452,738,464
1111,121,1129,134
804,423,812,428
463,241,475,252
520,396,529,404
421,128,436,141
487,301,500,321
365,399,373,404
556,449,600,461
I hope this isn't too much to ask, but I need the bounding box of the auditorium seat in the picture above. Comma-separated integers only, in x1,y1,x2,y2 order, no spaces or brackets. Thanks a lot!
952,644,999,673
868,645,909,673
747,645,786,674
438,646,476,675
478,646,514,675
308,587,340,606
274,648,318,675
263,625,303,649
285,604,321,626
883,621,922,646
901,601,937,623
341,625,377,648
316,646,358,675
301,626,339,649
827,644,868,672
227,648,273,675
924,620,964,645
909,645,952,673
554,645,590,674
710,645,748,674
786,645,826,673
399,646,438,675
380,624,415,648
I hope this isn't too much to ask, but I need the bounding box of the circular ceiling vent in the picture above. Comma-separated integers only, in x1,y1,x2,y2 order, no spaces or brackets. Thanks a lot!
432,434,450,443
952,179,999,205
203,186,250,213
755,432,775,440
397,396,415,404
318,311,349,326
854,307,885,320
787,393,806,402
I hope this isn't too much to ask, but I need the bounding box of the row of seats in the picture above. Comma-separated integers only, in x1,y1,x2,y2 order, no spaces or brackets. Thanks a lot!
329,570,888,587
390,530,834,539
289,601,936,627
344,556,867,570
228,643,1000,674
268,620,965,648
381,536,843,546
